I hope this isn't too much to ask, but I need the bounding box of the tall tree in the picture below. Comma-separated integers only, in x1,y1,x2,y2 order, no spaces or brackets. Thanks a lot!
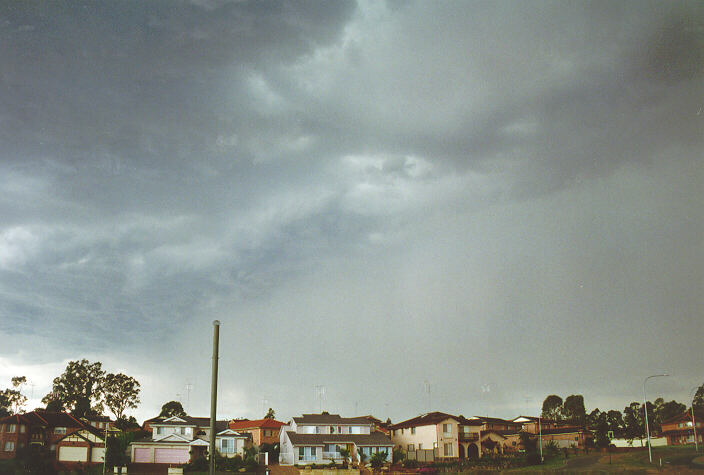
103,373,141,422
693,383,704,411
623,402,644,444
563,395,586,426
264,407,275,419
0,376,28,416
606,410,624,437
42,359,106,417
541,395,563,421
159,400,187,418
655,400,686,427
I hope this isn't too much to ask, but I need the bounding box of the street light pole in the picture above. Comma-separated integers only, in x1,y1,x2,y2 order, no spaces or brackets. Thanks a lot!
210,320,221,475
538,414,543,463
691,387,699,453
643,374,668,463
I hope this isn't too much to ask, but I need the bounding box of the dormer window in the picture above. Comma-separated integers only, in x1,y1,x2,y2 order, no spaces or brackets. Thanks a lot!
54,427,66,434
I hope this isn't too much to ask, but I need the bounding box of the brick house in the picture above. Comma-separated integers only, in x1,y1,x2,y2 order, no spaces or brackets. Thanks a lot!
661,410,703,446
228,418,285,446
0,410,104,466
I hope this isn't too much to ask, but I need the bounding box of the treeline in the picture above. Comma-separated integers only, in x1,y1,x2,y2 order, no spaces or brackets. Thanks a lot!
540,385,704,446
0,358,141,430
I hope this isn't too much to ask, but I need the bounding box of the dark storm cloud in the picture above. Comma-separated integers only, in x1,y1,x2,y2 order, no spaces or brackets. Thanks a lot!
0,1,702,420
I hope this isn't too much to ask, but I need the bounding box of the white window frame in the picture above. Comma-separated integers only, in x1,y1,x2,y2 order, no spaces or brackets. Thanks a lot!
443,443,453,457
4,441,15,452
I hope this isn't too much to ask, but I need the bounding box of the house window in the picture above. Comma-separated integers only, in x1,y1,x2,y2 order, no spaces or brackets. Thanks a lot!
157,427,165,435
299,446,317,461
7,424,16,433
19,425,25,433
221,438,235,454
54,427,66,434
315,426,322,434
4,441,15,452
400,428,404,435
338,426,342,434
442,423,452,436
407,444,415,451
411,427,416,434
443,443,453,457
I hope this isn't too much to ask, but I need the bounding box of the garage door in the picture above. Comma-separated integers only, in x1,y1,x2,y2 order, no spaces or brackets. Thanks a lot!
154,447,189,464
59,446,88,462
134,448,152,463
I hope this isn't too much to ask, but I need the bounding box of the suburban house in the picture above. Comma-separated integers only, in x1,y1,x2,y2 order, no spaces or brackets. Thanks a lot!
54,426,106,469
279,413,393,465
81,415,115,432
511,416,559,434
390,412,520,460
0,410,105,467
661,410,703,446
390,412,460,459
536,426,592,449
228,418,285,446
130,415,251,465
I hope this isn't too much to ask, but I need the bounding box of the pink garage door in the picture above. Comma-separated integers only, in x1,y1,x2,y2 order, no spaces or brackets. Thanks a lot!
154,448,190,464
134,448,151,463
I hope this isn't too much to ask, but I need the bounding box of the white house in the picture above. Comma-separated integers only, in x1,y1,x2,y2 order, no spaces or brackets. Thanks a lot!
131,416,251,465
279,413,393,466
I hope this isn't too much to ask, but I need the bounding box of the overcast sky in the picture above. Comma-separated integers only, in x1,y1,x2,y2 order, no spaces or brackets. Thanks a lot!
1,0,702,424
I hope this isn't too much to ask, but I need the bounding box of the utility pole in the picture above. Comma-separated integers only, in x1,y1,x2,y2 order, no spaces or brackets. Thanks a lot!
210,320,221,475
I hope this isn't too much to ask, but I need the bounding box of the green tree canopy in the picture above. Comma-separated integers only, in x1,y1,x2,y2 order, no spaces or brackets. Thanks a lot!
42,359,106,417
623,402,643,443
1,376,28,416
159,400,187,418
103,372,141,421
264,407,275,419
693,383,704,411
563,394,586,426
541,395,563,421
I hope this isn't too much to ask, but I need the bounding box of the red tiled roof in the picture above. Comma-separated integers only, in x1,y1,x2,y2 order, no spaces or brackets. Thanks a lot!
229,418,285,430
0,410,85,428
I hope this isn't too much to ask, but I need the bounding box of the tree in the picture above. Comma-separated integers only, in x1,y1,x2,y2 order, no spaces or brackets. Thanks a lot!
264,407,275,419
592,411,611,448
606,410,624,437
655,400,686,428
563,395,586,426
42,359,106,417
541,395,563,421
623,402,644,445
0,376,28,416
694,383,704,411
103,373,140,421
370,451,388,469
587,408,601,431
159,400,187,418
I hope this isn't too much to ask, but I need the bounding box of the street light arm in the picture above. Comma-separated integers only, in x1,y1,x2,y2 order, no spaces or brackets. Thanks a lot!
643,374,669,463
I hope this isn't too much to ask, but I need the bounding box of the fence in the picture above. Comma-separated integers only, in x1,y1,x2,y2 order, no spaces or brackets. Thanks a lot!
406,449,437,462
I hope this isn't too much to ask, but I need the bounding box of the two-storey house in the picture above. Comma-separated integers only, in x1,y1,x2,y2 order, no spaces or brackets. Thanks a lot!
661,410,703,446
0,410,105,467
229,418,285,446
279,413,393,465
130,415,251,465
390,412,461,459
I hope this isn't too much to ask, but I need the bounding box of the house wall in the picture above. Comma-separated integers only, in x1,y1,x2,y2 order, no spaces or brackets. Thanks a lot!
392,418,459,458
392,424,437,452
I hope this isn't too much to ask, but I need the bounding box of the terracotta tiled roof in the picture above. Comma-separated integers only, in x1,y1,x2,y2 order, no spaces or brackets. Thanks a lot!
285,431,393,446
229,418,285,430
389,412,459,430
0,410,85,428
292,414,374,425
662,410,703,425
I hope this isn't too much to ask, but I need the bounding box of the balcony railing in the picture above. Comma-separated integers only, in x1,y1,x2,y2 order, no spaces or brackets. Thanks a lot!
323,452,343,461
459,432,479,441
